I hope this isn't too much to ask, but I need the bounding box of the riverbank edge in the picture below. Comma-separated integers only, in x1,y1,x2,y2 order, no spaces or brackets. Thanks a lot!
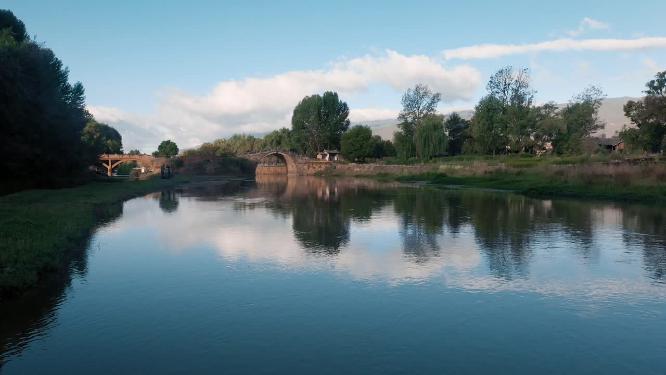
0,176,196,299
371,171,666,204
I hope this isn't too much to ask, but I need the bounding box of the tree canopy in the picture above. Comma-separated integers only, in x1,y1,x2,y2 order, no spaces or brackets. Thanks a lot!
291,91,350,156
470,66,536,154
414,115,447,160
1,9,99,191
622,71,666,153
394,84,442,160
155,140,179,158
263,128,292,151
0,9,28,43
341,125,374,162
467,67,606,155
398,84,441,124
81,120,123,154
444,113,470,156
556,86,605,154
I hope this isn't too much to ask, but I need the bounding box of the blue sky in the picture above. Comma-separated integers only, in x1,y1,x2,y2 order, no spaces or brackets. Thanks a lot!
6,0,666,150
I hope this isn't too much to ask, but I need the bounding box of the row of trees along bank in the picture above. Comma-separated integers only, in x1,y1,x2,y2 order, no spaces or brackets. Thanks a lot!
187,66,666,163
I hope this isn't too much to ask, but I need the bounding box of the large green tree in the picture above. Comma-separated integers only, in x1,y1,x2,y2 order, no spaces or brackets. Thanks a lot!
622,71,666,153
341,125,374,162
393,84,441,159
291,91,350,156
155,140,179,158
533,102,563,152
1,10,93,191
444,113,470,156
81,120,123,154
470,95,507,155
555,86,605,154
371,136,396,159
486,66,536,153
414,115,447,160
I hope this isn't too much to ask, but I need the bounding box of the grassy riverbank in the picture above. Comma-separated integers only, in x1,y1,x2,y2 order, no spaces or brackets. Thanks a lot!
391,160,666,203
0,176,190,298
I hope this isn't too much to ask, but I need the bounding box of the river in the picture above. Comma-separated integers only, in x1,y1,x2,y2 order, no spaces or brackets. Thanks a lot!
1,177,665,374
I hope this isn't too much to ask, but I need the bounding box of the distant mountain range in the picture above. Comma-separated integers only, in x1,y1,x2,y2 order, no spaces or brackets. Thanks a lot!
360,97,638,140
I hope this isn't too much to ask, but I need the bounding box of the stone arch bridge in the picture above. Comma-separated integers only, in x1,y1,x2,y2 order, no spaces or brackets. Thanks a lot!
100,151,334,177
241,151,332,176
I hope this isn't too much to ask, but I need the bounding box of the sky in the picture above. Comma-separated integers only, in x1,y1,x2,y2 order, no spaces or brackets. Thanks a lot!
6,0,666,151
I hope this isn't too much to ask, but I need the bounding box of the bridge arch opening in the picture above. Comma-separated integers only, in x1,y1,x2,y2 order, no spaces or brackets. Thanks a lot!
255,152,297,175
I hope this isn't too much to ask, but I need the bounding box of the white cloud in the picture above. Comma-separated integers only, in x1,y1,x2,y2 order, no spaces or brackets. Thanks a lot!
566,17,610,37
350,108,399,123
91,50,481,151
443,37,666,60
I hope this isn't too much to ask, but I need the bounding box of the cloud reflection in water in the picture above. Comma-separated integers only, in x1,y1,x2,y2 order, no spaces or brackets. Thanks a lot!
105,177,666,302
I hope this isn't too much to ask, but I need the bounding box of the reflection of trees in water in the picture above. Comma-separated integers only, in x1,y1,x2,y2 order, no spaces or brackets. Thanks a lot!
462,194,539,280
291,185,393,254
443,194,467,236
622,206,666,282
292,195,349,255
0,201,123,366
549,200,596,260
393,189,446,263
252,177,664,280
158,190,179,213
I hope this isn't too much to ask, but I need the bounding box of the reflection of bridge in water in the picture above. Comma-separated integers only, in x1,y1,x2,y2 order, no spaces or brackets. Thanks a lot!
98,154,168,176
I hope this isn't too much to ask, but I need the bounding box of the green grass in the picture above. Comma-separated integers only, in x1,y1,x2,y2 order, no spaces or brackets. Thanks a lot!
395,171,666,204
0,176,191,297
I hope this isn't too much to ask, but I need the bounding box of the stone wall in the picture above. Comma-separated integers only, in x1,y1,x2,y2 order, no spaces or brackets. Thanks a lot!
323,162,440,176
263,161,443,176
295,161,334,175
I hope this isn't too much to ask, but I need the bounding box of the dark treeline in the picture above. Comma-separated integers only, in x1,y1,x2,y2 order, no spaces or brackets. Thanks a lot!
0,10,124,193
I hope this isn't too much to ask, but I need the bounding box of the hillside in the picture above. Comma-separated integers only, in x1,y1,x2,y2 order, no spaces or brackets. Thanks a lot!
362,97,638,140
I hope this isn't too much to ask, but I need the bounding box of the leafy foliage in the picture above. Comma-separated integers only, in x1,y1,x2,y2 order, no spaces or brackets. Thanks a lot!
341,125,374,162
0,9,28,43
371,136,396,159
81,120,123,154
556,86,606,154
291,91,350,156
263,128,292,151
394,84,442,160
444,113,470,156
0,10,98,192
414,115,447,160
470,95,507,154
470,66,536,154
622,71,666,153
155,140,179,158
469,67,606,156
398,84,441,124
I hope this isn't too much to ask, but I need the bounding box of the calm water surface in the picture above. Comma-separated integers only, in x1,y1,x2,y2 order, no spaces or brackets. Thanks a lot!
1,177,665,374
